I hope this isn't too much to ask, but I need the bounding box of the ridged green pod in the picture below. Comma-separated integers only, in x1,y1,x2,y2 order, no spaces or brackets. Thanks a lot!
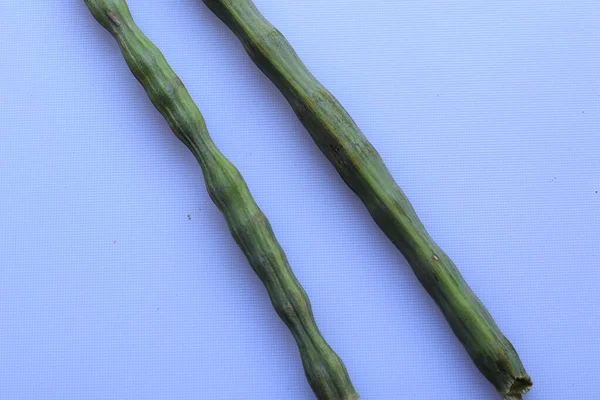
83,1,358,399
200,1,532,398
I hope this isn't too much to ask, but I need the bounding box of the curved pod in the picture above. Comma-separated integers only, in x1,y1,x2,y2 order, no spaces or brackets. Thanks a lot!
83,1,358,399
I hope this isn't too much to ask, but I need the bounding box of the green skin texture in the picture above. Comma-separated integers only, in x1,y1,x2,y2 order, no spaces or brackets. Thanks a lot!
201,1,532,399
83,1,358,399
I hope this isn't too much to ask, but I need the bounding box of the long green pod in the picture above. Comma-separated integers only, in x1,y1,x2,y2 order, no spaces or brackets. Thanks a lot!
83,1,358,399
200,1,531,398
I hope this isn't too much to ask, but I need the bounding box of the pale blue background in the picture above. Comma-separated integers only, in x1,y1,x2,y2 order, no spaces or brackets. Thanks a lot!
1,1,599,399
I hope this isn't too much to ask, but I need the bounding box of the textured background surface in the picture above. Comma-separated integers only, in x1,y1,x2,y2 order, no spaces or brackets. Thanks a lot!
1,1,599,399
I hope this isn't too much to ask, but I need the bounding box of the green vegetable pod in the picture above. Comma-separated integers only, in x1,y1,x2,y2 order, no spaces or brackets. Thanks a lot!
83,1,358,399
200,1,531,398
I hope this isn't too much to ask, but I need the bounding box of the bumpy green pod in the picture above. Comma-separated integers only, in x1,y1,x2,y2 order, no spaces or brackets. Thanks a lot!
83,1,358,399
201,1,531,398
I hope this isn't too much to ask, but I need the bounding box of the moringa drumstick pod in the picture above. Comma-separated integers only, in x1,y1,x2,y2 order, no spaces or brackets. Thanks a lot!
200,1,531,398
83,1,358,399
